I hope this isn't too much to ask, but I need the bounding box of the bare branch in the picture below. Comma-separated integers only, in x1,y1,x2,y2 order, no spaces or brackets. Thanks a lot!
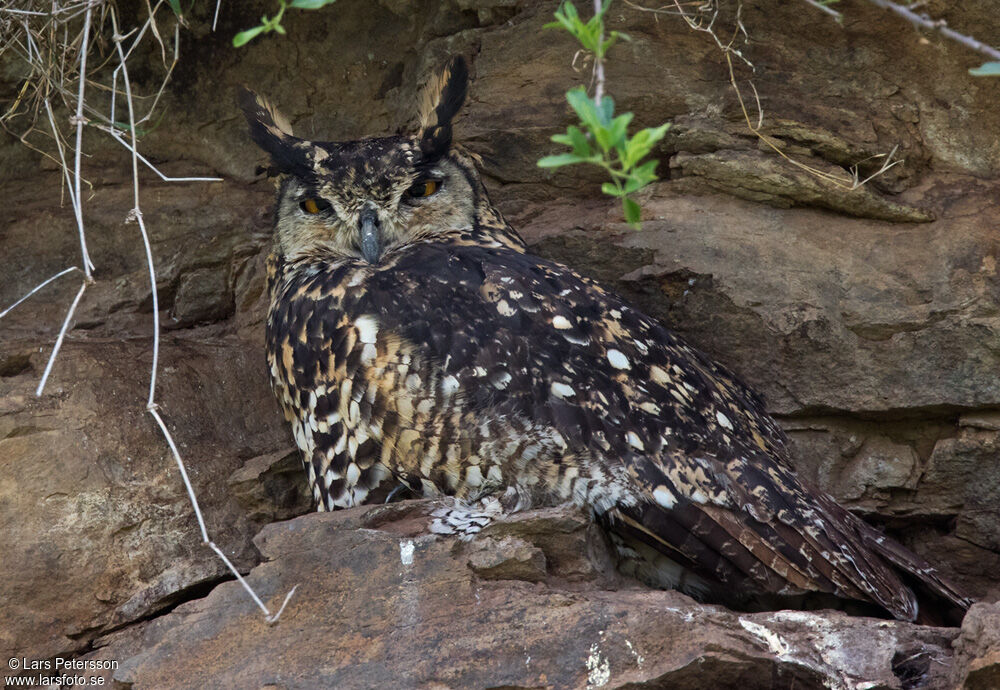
865,0,1000,62
36,280,88,397
0,8,48,16
0,267,79,321
110,6,296,624
148,406,277,620
71,1,95,278
801,0,842,21
100,127,222,182
627,0,902,190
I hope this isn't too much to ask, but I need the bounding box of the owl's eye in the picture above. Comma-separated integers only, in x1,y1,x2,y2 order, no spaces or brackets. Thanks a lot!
300,198,331,215
405,179,440,198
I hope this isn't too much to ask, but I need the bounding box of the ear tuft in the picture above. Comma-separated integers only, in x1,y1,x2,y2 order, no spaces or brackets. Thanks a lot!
238,87,295,136
237,87,313,176
418,56,469,158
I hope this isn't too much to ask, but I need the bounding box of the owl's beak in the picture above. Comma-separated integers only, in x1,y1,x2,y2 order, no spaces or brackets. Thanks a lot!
359,208,381,264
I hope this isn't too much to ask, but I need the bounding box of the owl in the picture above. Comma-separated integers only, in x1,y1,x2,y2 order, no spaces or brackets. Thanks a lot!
238,57,970,623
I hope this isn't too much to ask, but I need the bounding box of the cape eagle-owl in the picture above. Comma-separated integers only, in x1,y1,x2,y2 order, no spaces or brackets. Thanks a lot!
239,57,970,623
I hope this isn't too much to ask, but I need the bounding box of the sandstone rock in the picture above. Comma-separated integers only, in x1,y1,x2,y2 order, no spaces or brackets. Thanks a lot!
951,602,1000,689
168,267,235,328
670,150,935,222
0,335,286,664
478,508,622,589
105,503,959,690
467,536,548,583
959,412,1000,432
229,448,313,524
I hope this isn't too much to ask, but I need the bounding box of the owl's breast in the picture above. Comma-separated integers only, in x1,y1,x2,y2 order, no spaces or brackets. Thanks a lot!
266,260,404,508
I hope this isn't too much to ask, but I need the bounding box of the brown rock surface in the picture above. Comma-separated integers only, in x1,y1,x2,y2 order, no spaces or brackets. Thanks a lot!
107,503,959,690
2,0,1000,685
951,602,1000,689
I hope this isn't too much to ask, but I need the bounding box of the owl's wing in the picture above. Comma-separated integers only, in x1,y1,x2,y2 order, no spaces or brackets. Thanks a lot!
342,241,969,620
356,241,788,460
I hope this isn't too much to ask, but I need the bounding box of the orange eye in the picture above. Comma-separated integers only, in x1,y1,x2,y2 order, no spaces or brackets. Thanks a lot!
406,179,440,198
299,198,330,214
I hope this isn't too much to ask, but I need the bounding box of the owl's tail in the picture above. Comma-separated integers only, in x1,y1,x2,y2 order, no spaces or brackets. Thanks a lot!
817,493,972,625
607,489,971,624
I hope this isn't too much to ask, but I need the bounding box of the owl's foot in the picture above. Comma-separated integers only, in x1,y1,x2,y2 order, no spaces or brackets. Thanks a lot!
429,496,504,539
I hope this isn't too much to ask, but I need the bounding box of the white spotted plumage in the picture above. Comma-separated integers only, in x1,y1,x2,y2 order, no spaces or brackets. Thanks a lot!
243,55,971,623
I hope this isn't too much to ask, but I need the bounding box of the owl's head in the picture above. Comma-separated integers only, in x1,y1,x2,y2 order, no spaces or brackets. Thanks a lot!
240,57,484,264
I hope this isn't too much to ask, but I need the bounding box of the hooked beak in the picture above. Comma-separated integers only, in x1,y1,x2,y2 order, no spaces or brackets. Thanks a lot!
359,208,381,264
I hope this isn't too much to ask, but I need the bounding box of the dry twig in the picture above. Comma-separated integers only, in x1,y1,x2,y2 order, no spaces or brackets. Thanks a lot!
626,0,903,190
2,0,294,625
109,5,296,623
864,0,1000,62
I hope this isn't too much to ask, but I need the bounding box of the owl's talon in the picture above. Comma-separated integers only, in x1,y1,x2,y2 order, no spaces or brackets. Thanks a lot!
429,497,503,539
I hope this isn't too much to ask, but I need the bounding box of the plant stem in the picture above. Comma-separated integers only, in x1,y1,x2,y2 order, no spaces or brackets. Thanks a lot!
273,0,289,28
593,0,606,103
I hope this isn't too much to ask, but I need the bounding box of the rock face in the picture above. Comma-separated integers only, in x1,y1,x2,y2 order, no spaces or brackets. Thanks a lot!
2,0,1000,687
108,503,960,690
951,602,1000,689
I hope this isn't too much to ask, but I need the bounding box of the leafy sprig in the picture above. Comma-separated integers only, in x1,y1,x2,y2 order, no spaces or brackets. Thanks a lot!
539,0,669,229
539,87,668,227
544,0,627,63
233,0,337,48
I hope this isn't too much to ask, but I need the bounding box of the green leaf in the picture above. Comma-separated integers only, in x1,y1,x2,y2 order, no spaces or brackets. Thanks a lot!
580,28,600,53
970,61,1000,76
623,196,641,227
566,125,591,156
562,1,580,23
643,122,671,145
621,160,658,194
549,14,575,34
274,23,287,34
608,112,633,151
290,0,335,7
538,153,589,168
623,174,646,194
232,25,267,47
566,87,602,134
599,35,618,58
548,1,582,38
622,122,669,168
601,182,622,196
551,126,592,157
632,158,659,182
166,0,183,17
592,125,613,152
623,133,649,169
622,177,641,195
